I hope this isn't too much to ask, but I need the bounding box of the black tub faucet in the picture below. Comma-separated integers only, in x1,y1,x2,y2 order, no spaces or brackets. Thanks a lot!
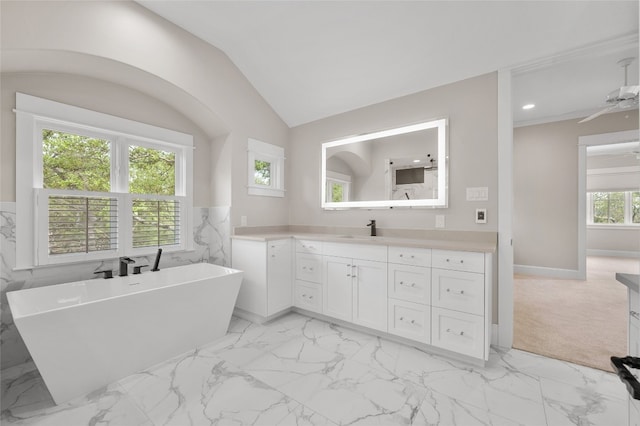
367,219,377,237
119,257,135,277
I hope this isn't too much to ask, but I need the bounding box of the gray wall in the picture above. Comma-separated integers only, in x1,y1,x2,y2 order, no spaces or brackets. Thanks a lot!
289,72,498,231
513,111,639,271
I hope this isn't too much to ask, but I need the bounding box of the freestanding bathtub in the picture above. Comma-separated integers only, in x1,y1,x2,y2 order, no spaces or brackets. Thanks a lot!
7,262,243,404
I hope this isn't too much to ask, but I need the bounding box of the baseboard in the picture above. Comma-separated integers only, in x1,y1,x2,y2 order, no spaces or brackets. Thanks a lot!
514,264,583,279
587,249,640,259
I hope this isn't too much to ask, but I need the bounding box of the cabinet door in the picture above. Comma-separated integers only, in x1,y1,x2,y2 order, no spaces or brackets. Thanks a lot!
267,239,292,315
352,259,388,332
323,256,353,322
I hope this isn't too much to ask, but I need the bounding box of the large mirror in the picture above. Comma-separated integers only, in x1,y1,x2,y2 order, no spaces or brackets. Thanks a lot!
321,118,448,209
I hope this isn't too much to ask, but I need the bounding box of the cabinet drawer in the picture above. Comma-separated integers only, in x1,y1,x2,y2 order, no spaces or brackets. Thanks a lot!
294,281,322,313
296,239,323,255
431,307,484,359
388,299,430,343
323,242,387,262
388,263,430,305
296,253,322,283
388,246,431,267
431,269,484,315
432,250,484,273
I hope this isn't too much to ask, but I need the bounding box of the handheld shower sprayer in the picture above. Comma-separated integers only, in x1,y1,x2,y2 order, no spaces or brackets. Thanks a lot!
151,248,163,272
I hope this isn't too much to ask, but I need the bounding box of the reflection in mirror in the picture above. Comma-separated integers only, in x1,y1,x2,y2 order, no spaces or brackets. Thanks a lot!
322,119,447,209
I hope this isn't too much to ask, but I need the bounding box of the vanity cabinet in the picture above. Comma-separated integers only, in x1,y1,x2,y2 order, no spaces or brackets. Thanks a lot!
233,235,493,364
323,243,388,332
232,238,292,319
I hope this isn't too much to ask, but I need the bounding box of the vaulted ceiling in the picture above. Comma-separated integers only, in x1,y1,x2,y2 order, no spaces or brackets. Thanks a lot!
138,1,639,128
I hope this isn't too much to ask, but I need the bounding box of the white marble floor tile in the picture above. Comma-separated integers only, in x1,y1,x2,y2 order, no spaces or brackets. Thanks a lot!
540,377,628,426
300,320,376,359
494,347,627,401
277,404,339,426
2,381,150,426
278,357,427,425
201,316,298,368
423,362,548,425
243,336,346,388
120,348,299,425
413,388,525,426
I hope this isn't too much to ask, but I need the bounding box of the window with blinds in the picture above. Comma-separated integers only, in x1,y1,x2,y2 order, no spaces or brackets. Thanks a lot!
16,93,194,268
132,199,180,248
48,195,118,255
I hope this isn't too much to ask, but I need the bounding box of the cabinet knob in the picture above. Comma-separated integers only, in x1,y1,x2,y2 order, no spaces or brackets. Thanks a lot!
410,255,415,259
399,254,403,257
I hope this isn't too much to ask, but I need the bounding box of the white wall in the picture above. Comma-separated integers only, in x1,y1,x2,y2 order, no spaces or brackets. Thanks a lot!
513,111,639,271
0,0,290,227
289,73,498,231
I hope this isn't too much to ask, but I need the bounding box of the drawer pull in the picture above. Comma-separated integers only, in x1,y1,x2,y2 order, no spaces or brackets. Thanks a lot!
446,288,465,295
445,258,464,264
399,254,403,257
446,328,464,336
302,266,307,270
400,281,417,288
399,316,417,325
301,294,314,300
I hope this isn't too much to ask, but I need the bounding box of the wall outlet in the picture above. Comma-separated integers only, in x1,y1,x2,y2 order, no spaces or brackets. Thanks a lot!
240,215,247,227
435,215,445,228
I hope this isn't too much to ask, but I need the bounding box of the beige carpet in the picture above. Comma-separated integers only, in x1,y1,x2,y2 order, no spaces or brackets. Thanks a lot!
514,256,639,372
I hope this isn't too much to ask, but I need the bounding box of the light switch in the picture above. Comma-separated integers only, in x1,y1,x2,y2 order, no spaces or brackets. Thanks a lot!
435,215,445,228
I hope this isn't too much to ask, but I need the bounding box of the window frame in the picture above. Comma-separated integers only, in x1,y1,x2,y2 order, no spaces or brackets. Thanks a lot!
586,190,640,228
325,171,351,203
15,93,193,269
247,138,285,197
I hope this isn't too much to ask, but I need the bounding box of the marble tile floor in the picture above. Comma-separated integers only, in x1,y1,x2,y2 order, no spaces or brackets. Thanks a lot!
0,312,631,426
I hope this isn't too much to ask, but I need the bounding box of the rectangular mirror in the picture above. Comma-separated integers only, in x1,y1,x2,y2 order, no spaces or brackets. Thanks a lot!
321,118,448,209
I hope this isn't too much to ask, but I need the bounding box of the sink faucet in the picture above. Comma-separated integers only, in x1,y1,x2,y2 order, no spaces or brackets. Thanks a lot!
367,219,377,237
119,257,135,277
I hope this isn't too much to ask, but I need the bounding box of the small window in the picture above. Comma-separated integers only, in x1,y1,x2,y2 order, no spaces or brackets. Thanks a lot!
325,171,351,203
247,138,285,197
254,160,272,186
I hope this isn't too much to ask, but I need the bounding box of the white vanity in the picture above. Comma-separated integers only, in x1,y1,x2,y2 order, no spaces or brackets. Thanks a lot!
232,230,495,365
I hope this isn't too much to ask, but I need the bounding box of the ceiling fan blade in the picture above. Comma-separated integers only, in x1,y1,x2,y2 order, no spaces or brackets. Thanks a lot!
578,105,619,123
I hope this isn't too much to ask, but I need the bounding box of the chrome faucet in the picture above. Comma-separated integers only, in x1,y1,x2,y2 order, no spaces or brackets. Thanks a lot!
367,219,377,237
119,257,135,277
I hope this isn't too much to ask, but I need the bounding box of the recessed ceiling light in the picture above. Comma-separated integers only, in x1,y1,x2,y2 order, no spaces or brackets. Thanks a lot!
522,104,535,110
413,159,421,163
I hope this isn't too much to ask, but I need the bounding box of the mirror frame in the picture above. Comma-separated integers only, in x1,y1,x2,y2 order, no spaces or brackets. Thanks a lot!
321,118,448,209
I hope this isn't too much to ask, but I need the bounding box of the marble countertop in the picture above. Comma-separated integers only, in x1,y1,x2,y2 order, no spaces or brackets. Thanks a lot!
231,231,497,253
617,273,640,293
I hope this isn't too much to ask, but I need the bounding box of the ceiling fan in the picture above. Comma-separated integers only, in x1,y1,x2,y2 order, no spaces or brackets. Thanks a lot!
579,57,639,123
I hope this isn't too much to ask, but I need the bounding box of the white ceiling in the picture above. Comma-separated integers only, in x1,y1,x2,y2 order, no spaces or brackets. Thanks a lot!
138,1,639,128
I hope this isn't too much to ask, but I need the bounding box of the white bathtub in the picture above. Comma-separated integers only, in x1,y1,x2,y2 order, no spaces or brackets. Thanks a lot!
7,263,243,404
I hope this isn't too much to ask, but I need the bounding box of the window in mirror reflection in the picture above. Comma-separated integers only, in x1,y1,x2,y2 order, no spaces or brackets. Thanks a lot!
254,160,271,186
326,171,351,202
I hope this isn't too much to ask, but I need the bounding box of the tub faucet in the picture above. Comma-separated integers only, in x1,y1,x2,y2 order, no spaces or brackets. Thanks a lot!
119,257,135,277
367,219,377,237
